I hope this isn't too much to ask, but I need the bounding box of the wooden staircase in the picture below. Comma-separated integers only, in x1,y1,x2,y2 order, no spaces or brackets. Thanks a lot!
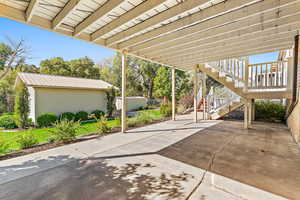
198,58,293,100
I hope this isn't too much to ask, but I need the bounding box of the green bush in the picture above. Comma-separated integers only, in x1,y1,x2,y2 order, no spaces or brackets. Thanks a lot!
96,116,111,135
160,103,172,117
75,111,89,121
0,139,9,155
127,112,153,127
37,113,58,127
255,101,286,122
14,82,30,128
51,119,80,143
90,110,105,119
59,112,75,121
17,130,39,149
0,115,17,129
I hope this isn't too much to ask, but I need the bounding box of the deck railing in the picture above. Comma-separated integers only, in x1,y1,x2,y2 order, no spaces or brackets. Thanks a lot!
247,61,288,89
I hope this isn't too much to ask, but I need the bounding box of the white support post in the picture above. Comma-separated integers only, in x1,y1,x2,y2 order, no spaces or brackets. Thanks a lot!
194,67,198,123
121,52,127,133
251,99,255,121
244,101,248,129
202,72,207,120
244,59,249,93
172,68,176,121
248,99,252,125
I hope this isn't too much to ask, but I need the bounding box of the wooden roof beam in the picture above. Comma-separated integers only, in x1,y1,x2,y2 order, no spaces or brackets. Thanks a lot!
137,4,300,56
52,0,80,30
26,0,39,22
74,0,123,36
91,0,166,41
153,31,298,61
105,0,211,46
127,0,298,53
170,43,293,67
117,0,256,49
160,37,294,64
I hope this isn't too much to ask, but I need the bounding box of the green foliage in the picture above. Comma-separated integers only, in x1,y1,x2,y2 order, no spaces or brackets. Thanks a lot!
160,103,172,117
40,57,100,79
115,117,121,127
96,116,111,135
16,130,38,149
127,112,153,127
0,114,17,129
0,138,9,155
0,80,14,114
90,110,105,119
51,119,80,142
14,82,30,128
75,111,89,121
59,112,75,121
37,113,58,127
106,87,116,118
255,101,286,122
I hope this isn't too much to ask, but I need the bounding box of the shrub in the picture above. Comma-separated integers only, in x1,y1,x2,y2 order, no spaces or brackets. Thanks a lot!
90,110,105,119
96,116,111,135
37,113,58,127
127,112,153,127
160,103,172,117
0,138,9,155
106,87,116,118
17,130,39,149
14,82,30,128
0,115,17,129
51,119,80,143
75,111,89,121
59,112,75,121
254,101,286,122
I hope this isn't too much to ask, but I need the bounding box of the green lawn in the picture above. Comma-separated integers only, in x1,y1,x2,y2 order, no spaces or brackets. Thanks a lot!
0,109,163,152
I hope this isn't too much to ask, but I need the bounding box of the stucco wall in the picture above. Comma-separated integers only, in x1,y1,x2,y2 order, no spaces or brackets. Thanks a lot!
116,97,147,111
34,88,107,120
287,101,300,143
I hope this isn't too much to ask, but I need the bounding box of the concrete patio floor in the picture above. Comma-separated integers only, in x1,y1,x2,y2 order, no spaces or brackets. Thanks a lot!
0,114,299,200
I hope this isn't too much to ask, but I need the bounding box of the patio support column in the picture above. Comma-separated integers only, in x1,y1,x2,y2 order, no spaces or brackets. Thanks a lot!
251,99,255,121
244,99,250,129
121,51,127,133
248,99,252,125
202,72,207,120
194,66,198,123
172,68,176,121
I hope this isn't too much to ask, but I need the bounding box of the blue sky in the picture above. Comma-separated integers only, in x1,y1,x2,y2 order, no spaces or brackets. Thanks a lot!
0,17,278,66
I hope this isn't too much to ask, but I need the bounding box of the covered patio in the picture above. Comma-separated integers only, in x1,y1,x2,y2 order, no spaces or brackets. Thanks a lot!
1,1,300,199
0,114,299,199
0,0,299,133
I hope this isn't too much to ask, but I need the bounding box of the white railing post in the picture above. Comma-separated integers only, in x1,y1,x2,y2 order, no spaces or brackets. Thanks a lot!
243,59,249,93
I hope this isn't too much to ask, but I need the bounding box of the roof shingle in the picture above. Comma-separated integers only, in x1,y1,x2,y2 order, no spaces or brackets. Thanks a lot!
17,72,115,90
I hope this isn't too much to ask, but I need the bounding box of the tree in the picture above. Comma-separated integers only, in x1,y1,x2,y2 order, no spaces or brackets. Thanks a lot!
40,57,70,76
0,38,30,80
0,80,14,113
69,57,100,79
106,87,116,118
154,66,192,102
14,82,30,128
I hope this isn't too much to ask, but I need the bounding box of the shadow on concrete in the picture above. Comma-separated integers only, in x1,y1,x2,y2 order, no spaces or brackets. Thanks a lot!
0,155,194,200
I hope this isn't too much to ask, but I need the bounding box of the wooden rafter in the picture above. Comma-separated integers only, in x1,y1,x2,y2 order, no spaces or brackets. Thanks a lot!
25,0,39,22
74,0,123,36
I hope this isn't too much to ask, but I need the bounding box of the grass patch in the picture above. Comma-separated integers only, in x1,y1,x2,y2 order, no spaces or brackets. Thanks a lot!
0,109,163,153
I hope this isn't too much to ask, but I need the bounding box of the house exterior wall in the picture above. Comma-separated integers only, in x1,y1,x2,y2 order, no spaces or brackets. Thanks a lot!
287,101,300,143
34,88,107,121
116,97,147,111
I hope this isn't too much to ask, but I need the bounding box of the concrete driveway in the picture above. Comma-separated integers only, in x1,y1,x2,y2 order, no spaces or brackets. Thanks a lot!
0,115,299,200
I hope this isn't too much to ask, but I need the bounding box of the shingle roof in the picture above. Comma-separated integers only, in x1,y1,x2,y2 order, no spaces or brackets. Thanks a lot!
17,72,115,90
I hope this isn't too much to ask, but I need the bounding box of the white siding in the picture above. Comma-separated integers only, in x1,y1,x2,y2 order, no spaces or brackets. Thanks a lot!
34,88,107,120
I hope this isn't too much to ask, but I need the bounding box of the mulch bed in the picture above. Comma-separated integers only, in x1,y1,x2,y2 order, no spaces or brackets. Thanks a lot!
0,118,170,161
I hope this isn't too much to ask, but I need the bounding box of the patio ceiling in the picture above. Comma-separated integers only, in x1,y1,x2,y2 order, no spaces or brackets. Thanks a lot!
0,0,298,71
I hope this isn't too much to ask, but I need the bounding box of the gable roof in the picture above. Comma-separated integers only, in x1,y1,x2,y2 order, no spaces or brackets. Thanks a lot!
16,72,116,90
